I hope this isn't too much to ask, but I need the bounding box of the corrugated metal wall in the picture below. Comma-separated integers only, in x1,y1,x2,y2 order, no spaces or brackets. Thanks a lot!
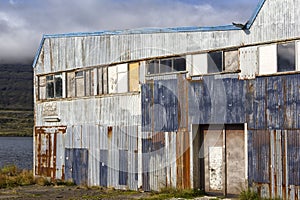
142,73,300,198
35,0,300,75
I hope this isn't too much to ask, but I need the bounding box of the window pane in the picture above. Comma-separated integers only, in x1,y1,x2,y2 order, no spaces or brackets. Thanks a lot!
173,58,186,72
160,59,173,73
55,75,62,98
129,62,140,92
277,42,295,72
147,60,159,75
46,82,54,98
46,75,53,81
75,71,84,77
208,52,223,73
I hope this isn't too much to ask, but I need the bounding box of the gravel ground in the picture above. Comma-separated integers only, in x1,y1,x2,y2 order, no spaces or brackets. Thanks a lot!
0,185,237,200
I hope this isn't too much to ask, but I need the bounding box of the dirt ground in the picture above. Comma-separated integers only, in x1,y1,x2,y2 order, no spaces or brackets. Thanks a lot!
0,185,150,200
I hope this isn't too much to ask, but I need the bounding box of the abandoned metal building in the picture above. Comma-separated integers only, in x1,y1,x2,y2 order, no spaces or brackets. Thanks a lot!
33,0,300,199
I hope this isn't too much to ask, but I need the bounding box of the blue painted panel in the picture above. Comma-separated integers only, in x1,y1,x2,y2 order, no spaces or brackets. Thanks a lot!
64,148,89,185
246,80,255,129
73,149,89,185
266,76,284,129
65,148,73,181
247,130,254,186
100,150,108,187
285,75,297,129
142,138,151,191
155,79,178,132
119,150,128,185
254,77,267,129
287,130,300,185
142,84,153,132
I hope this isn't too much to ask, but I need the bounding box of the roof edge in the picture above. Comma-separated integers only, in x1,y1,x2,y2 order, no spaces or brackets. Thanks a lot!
43,24,240,39
32,0,267,68
245,0,266,29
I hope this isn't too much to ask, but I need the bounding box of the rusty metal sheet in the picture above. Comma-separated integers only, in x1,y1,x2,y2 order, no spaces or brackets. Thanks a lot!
35,126,66,180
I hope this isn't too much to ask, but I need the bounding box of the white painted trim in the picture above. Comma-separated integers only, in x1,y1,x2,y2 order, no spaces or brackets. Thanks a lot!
244,123,248,183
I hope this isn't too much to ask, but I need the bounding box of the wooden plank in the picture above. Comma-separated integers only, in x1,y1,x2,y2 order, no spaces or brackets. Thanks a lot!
129,62,140,92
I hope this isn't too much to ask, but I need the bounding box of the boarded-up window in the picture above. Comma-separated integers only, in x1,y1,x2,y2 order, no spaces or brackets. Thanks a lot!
129,62,140,92
38,76,46,100
67,72,75,98
224,50,239,72
277,42,295,72
208,52,223,73
45,73,62,99
259,44,277,75
108,66,117,94
85,70,91,96
117,64,128,93
75,71,85,97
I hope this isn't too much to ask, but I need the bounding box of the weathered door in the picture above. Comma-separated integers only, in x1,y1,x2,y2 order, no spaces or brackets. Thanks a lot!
226,125,245,194
203,125,224,193
35,126,66,179
208,146,223,191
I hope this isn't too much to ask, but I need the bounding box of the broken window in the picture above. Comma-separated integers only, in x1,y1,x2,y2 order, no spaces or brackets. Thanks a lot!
98,66,109,95
146,56,186,75
277,42,295,72
45,73,62,99
208,51,223,73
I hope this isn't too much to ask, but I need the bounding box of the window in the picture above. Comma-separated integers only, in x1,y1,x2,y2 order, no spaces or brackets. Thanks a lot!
98,66,108,95
46,73,62,99
75,71,84,97
147,57,186,75
207,52,223,73
129,62,140,92
277,42,295,72
259,42,296,75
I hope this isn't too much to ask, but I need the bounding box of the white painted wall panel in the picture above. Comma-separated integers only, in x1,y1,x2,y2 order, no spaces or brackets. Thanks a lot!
239,46,258,79
259,44,277,75
108,66,118,93
193,54,208,75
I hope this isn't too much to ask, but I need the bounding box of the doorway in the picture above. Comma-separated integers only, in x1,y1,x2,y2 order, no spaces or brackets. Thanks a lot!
193,124,246,195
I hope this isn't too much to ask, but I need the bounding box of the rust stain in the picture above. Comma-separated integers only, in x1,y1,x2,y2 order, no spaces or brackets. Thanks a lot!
108,126,113,139
35,126,66,180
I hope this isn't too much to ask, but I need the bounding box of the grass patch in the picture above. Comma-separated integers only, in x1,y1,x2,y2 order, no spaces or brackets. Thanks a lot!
240,189,282,200
0,165,35,188
0,165,76,188
143,188,204,200
82,188,139,199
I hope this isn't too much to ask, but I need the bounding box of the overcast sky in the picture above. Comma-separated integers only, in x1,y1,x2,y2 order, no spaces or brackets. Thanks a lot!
0,0,260,64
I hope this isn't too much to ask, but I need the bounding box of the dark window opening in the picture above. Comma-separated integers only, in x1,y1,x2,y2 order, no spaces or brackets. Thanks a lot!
54,75,62,98
277,42,295,72
208,52,223,73
160,59,173,73
46,74,62,99
173,58,186,72
147,57,186,75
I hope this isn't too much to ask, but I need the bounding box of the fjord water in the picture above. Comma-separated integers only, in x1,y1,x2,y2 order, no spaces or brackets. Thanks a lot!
0,137,33,170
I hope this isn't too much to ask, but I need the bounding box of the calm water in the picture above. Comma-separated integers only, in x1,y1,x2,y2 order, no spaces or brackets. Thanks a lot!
0,137,33,170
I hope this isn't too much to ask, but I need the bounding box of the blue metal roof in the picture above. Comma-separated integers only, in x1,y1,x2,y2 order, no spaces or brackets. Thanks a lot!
33,0,266,68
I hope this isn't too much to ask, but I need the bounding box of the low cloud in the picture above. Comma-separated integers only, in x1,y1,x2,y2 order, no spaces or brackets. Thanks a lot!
0,0,259,64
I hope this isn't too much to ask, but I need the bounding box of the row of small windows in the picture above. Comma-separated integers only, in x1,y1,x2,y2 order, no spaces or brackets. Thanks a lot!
39,62,140,100
38,40,299,100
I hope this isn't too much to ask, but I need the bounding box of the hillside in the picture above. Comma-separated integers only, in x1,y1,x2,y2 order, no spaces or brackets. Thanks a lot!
0,64,33,136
